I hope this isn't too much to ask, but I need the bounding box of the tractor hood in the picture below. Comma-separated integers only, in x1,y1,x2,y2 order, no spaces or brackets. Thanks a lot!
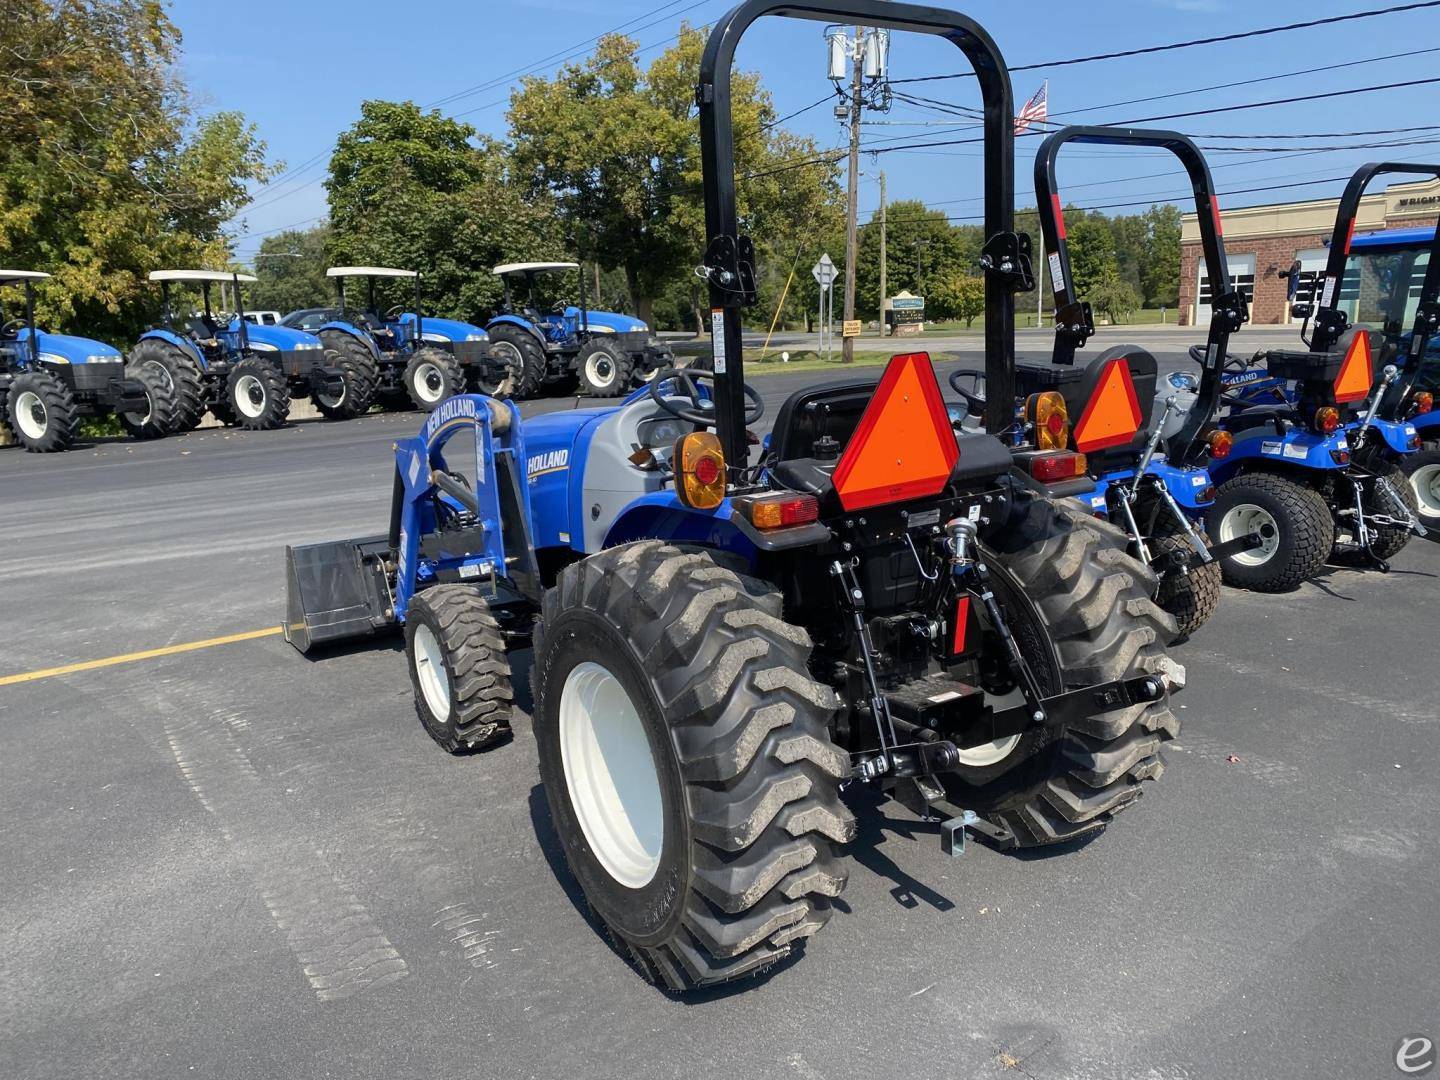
20,327,124,365
228,318,326,351
569,308,649,334
393,312,490,343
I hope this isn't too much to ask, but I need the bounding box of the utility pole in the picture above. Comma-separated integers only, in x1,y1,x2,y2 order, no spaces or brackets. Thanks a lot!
841,24,862,363
878,169,887,337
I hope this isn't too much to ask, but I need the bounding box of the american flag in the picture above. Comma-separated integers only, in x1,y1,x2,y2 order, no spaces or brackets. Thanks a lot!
1014,81,1048,135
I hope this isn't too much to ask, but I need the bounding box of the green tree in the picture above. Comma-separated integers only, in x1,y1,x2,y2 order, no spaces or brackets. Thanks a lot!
850,200,980,321
247,225,331,313
326,101,564,319
1090,267,1142,324
507,26,841,327
1064,211,1118,298
931,273,986,327
1140,203,1182,308
0,0,271,341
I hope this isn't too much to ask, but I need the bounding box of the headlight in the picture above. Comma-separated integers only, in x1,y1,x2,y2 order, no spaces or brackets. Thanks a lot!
86,354,122,363
249,342,279,352
39,352,69,364
465,333,487,342
296,342,322,350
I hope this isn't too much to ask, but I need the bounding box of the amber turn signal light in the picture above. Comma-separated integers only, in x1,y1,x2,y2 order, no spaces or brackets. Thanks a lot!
1314,406,1341,435
1412,391,1433,416
674,431,726,509
1207,430,1234,459
733,492,820,530
1026,391,1070,451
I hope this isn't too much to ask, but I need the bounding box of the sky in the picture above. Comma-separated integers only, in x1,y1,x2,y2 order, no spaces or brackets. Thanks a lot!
163,0,1440,266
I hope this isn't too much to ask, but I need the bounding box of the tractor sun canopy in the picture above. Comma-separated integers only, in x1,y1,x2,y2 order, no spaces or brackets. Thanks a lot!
1033,125,1244,464
0,270,51,284
492,262,580,277
326,266,418,279
148,270,258,283
698,0,1018,464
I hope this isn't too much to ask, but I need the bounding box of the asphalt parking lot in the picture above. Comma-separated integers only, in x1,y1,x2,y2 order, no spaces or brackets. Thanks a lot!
3,327,1437,1079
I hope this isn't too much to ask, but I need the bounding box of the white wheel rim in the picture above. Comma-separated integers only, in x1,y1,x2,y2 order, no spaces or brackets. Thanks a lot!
413,362,445,404
317,381,346,409
234,374,266,418
14,390,47,440
585,351,617,389
1219,503,1279,567
142,359,173,392
412,623,452,719
954,685,1023,766
1411,463,1440,519
559,661,664,889
124,395,153,427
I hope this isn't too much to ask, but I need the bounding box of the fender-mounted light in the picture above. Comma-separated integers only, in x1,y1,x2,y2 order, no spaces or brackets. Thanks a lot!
1199,485,1217,503
1412,391,1433,416
733,492,820,530
1330,448,1351,465
1408,432,1422,451
1207,430,1234,459
1026,391,1069,451
1314,406,1341,435
1026,450,1088,483
675,431,726,509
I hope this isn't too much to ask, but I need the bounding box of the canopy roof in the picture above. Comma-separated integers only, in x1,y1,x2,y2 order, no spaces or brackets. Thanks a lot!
492,262,579,276
0,270,50,284
327,266,418,278
149,270,257,283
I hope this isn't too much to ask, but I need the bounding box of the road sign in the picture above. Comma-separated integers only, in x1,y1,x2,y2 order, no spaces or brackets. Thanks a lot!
842,320,862,338
812,253,836,289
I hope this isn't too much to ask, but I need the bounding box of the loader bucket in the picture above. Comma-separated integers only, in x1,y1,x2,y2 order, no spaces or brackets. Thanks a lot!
284,535,394,654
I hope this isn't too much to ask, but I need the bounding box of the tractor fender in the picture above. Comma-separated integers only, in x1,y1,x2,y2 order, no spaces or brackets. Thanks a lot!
138,328,207,368
486,314,548,348
1208,427,1349,485
601,494,759,564
1411,409,1440,438
1358,416,1421,456
319,321,381,359
1149,459,1215,509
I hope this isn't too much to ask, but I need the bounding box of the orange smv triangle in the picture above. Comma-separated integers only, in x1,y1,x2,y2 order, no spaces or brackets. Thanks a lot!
1333,331,1373,403
1073,356,1144,453
832,352,959,511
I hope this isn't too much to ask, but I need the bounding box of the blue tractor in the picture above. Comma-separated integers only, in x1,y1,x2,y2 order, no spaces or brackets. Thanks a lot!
0,269,171,452
285,0,1185,993
130,270,348,432
285,267,497,413
486,261,677,399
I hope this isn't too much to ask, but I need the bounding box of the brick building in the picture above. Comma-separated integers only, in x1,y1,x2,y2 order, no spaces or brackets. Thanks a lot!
1178,176,1440,326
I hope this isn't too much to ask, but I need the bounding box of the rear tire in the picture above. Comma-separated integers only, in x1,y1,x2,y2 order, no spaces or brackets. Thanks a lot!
313,349,377,420
532,541,852,991
225,358,290,431
1206,472,1332,591
1340,459,1417,561
403,346,463,412
5,368,76,452
487,325,548,400
116,363,176,441
577,337,632,398
128,338,206,433
404,586,513,753
1402,447,1440,529
940,500,1183,849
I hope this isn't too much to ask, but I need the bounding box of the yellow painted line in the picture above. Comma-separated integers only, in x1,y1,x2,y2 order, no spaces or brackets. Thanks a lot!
0,626,285,688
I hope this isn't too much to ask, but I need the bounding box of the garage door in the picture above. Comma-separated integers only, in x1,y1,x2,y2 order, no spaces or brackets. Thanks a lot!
1195,253,1255,325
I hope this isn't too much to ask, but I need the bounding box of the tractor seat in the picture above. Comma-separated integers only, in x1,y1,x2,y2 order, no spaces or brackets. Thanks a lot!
767,376,1013,508
187,316,217,339
1060,345,1157,471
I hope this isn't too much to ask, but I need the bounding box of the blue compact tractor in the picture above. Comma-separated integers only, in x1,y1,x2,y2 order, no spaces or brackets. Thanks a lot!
130,270,349,432
285,0,1185,994
284,267,497,413
0,270,170,452
486,261,676,399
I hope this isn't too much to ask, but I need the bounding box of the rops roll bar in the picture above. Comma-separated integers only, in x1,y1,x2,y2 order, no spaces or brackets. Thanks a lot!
698,0,1022,459
1033,125,1246,461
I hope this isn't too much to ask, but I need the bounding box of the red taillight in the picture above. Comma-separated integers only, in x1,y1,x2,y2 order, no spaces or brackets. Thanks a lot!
1330,449,1351,465
693,455,721,486
1413,391,1433,415
1408,433,1422,451
1045,411,1066,438
1027,451,1089,483
734,492,820,530
1199,485,1217,503
1208,430,1234,460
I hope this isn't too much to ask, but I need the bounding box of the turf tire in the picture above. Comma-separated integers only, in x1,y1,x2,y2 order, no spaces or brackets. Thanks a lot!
1402,446,1440,530
1206,471,1332,591
1338,459,1418,562
532,540,853,991
404,586,514,753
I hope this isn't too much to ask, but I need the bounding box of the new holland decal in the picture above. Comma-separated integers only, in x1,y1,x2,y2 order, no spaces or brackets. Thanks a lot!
527,448,570,482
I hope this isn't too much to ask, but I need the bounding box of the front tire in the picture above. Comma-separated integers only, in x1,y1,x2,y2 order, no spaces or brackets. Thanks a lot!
1402,447,1440,529
225,358,290,431
116,363,176,441
5,368,76,452
1206,472,1332,591
1148,517,1222,643
403,347,463,412
404,586,513,753
576,337,632,398
532,541,852,991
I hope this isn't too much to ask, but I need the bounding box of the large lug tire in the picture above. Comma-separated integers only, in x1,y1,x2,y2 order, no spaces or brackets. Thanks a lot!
1147,515,1222,644
403,346,464,412
939,501,1183,849
313,348,377,420
1206,472,1333,592
225,358,290,431
486,325,548,400
404,586,514,753
128,339,206,433
1402,447,1440,529
635,345,675,385
472,344,520,398
5,368,76,452
576,337,632,398
116,363,176,441
1335,458,1418,562
532,541,853,991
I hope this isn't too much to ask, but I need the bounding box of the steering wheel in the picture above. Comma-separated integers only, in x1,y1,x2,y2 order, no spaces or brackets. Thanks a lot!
1188,343,1254,375
948,368,988,413
0,318,25,338
383,304,406,320
647,367,763,427
550,301,568,315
